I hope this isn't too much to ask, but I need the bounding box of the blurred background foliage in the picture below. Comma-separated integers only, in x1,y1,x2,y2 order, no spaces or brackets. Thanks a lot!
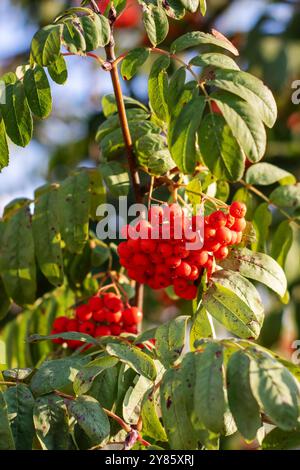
0,0,300,382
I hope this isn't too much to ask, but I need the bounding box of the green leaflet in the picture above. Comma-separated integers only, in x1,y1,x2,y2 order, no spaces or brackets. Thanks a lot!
0,204,36,306
271,220,293,269
262,428,300,450
106,342,157,381
193,343,226,434
155,316,189,368
167,67,186,114
270,184,300,210
96,108,150,142
93,14,110,47
164,0,185,20
32,185,64,287
121,47,150,80
123,375,153,425
190,52,240,70
203,270,264,339
179,0,199,13
0,277,11,321
0,391,15,450
86,168,106,221
30,357,88,396
143,5,169,47
134,133,175,176
67,395,110,446
31,24,62,67
141,392,168,442
148,55,170,123
246,162,296,186
73,355,119,395
99,161,130,197
169,96,206,174
4,384,35,450
48,55,68,85
0,81,33,147
34,395,71,450
227,351,261,441
79,15,100,52
0,114,9,171
23,66,52,119
171,30,239,56
219,247,287,298
211,91,266,163
190,308,214,350
249,351,300,431
207,69,277,128
58,172,91,253
199,113,245,182
62,20,86,54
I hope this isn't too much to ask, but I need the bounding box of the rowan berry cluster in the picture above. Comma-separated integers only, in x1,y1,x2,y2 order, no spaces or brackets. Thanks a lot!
51,292,142,350
118,201,247,300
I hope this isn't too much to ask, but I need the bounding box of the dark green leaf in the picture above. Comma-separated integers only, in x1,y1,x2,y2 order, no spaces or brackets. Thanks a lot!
199,113,245,182
1,82,33,147
102,94,148,117
33,185,64,287
93,14,110,47
262,428,300,450
0,114,9,171
87,168,106,221
169,96,205,173
155,316,189,368
106,342,157,381
73,356,119,395
227,351,261,441
148,55,170,123
62,20,86,54
31,25,62,67
23,66,52,119
99,161,130,197
0,390,15,450
33,395,70,450
134,133,175,175
271,220,293,269
96,108,150,142
270,184,300,210
0,277,11,321
4,384,35,449
171,30,239,56
79,15,99,52
252,203,272,252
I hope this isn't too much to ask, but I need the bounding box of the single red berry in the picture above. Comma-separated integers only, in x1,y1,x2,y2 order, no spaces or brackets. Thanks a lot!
191,251,209,266
154,275,171,289
75,304,92,322
95,325,112,337
123,324,138,334
158,243,173,258
215,227,232,245
79,321,95,336
230,201,247,219
53,316,68,332
110,324,122,336
215,246,229,260
66,319,79,332
123,307,143,326
88,296,103,312
181,284,198,300
204,239,221,252
209,211,227,228
119,257,131,269
140,239,157,253
127,238,141,252
204,225,216,239
166,256,182,268
93,308,108,322
188,265,199,281
173,278,189,295
103,293,123,313
232,218,247,232
173,244,189,258
175,261,192,278
106,310,123,324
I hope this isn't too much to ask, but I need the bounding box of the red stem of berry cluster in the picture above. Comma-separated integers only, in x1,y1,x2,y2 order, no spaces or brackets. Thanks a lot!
104,36,144,311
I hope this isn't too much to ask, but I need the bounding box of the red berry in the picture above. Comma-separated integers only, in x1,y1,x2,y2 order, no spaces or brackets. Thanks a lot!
66,319,79,332
215,227,232,245
103,293,123,313
127,238,141,252
232,218,246,232
110,324,122,336
53,316,68,332
166,256,182,268
188,265,199,281
230,201,247,219
226,214,235,228
79,321,95,336
95,325,112,337
123,307,143,326
93,308,108,322
106,310,123,324
173,278,189,295
88,296,103,312
181,284,198,300
204,239,221,252
173,244,189,258
175,261,192,278
191,251,209,266
215,246,229,260
209,211,227,228
204,225,216,239
140,239,157,253
124,325,138,334
75,304,92,322
158,243,173,258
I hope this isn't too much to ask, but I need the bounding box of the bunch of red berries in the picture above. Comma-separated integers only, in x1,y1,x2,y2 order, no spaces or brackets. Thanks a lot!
118,201,247,300
51,292,143,350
